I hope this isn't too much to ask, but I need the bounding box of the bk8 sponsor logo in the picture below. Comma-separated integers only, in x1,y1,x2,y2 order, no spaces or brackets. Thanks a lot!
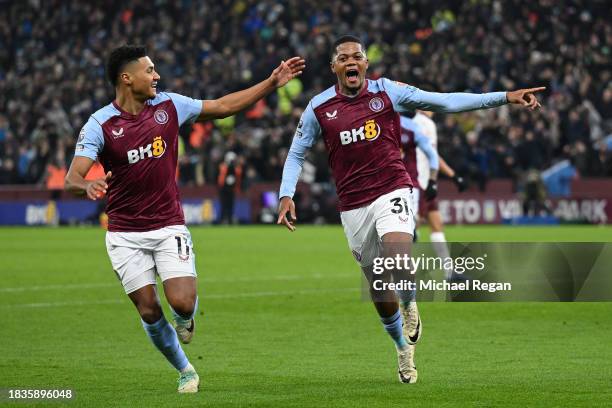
127,136,166,164
339,119,381,145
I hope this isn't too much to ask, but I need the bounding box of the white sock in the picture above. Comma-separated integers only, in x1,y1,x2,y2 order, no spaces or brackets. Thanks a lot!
430,232,452,279
180,362,195,374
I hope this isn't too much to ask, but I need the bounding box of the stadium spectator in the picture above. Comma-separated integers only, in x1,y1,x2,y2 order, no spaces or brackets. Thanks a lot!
217,151,243,224
0,0,610,191
44,156,67,190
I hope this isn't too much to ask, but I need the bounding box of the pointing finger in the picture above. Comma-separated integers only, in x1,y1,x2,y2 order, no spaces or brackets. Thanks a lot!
524,87,546,93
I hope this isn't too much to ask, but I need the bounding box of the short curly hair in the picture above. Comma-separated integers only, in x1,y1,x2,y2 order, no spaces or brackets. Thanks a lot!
106,45,147,86
331,35,364,62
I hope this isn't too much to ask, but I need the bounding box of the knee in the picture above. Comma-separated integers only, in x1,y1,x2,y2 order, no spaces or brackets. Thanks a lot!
370,288,397,303
139,303,163,324
170,298,195,318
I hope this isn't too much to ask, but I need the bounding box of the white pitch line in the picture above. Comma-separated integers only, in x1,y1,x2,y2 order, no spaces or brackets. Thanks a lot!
0,274,355,293
204,287,360,299
207,273,352,283
0,287,361,309
0,282,116,292
0,299,126,308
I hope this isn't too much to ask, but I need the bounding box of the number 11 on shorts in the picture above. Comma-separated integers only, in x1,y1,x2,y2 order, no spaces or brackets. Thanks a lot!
175,235,191,261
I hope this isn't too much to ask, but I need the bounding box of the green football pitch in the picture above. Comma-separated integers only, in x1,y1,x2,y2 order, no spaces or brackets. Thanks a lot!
1,225,611,407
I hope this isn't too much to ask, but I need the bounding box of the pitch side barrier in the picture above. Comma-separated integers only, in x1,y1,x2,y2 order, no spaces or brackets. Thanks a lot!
0,184,253,225
0,179,610,225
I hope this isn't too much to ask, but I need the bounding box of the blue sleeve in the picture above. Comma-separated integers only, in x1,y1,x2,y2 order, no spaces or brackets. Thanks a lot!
560,165,577,180
415,132,439,170
74,117,104,161
167,92,203,126
279,103,321,199
382,78,507,113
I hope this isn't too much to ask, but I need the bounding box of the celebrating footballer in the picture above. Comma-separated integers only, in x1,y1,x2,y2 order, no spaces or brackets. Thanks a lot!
65,45,304,393
277,35,544,383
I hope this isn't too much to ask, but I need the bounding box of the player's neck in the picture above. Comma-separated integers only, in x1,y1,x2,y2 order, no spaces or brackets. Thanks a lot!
337,82,365,98
114,90,147,115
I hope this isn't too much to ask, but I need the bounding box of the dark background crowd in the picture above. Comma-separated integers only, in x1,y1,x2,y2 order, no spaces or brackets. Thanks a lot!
0,0,610,190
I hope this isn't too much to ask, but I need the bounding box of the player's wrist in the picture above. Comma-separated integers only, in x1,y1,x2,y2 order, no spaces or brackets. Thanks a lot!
70,178,91,193
84,182,96,195
267,75,279,89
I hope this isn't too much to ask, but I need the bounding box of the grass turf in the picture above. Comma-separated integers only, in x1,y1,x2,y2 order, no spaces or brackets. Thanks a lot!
1,225,611,407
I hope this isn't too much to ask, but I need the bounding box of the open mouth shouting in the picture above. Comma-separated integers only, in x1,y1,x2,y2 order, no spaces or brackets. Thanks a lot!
346,68,360,86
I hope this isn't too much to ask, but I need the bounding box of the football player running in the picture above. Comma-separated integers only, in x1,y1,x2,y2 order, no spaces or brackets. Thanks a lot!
66,45,304,393
277,35,543,383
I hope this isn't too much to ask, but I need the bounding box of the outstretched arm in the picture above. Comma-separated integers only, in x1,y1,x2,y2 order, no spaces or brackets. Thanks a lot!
407,88,507,113
198,57,305,121
388,80,545,113
411,87,545,112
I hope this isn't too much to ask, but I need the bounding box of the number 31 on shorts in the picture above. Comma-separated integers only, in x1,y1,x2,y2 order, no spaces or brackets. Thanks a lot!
389,197,411,215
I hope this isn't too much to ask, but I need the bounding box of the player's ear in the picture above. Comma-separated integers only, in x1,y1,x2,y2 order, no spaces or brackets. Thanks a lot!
330,61,336,74
119,72,132,86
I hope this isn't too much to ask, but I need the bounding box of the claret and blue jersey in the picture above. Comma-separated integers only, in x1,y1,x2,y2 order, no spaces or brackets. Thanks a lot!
75,92,202,232
280,78,506,211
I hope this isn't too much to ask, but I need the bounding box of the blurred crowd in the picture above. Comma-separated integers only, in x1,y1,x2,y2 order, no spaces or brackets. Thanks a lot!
0,0,610,190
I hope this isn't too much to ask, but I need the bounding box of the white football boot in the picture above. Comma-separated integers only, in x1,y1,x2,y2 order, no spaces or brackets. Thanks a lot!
177,367,200,393
400,301,422,344
397,344,418,383
175,318,195,344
